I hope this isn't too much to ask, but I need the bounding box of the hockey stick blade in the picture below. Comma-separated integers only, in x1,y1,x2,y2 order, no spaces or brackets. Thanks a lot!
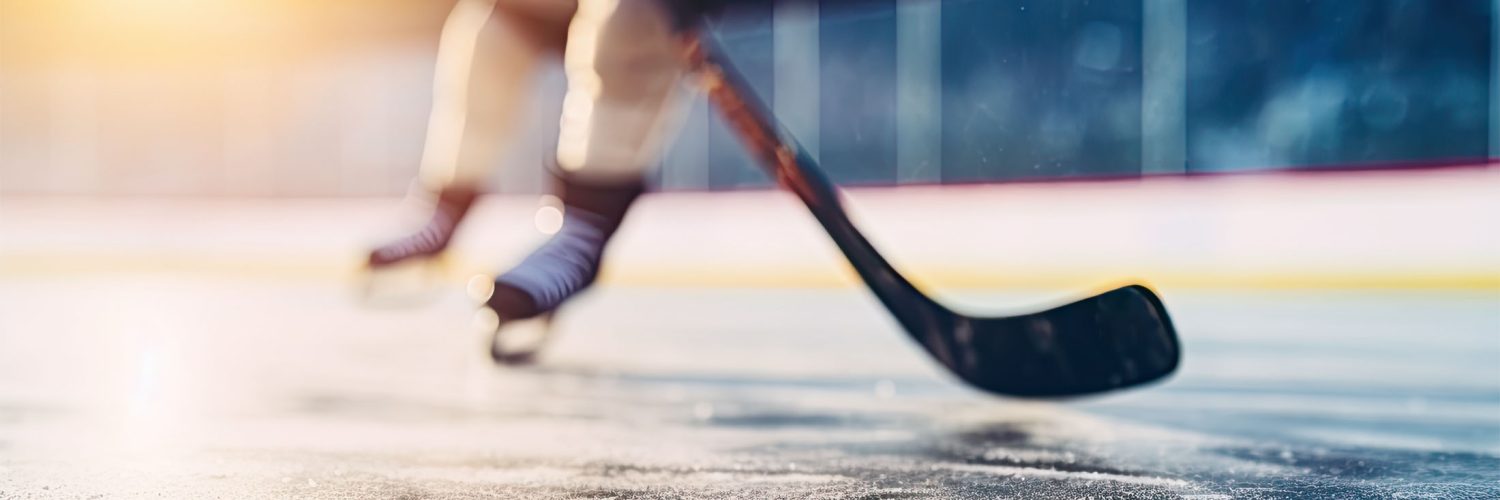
686,31,1180,397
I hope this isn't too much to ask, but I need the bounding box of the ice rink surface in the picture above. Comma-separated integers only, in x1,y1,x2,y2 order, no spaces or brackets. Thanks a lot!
0,278,1496,499
1,171,1496,498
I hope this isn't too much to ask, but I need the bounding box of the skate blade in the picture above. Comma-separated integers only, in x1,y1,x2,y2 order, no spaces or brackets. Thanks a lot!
473,306,556,366
357,256,450,308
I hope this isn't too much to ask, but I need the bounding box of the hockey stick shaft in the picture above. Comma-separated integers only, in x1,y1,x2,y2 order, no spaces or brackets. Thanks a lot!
683,31,951,338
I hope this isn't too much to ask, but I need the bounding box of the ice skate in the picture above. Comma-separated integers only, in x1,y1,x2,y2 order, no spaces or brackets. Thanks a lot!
473,173,643,365
360,185,480,306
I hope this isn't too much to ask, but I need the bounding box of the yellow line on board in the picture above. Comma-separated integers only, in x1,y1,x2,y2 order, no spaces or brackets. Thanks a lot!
2,251,1496,291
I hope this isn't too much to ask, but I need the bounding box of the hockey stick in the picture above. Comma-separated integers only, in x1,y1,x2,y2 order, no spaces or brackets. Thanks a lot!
684,30,1180,397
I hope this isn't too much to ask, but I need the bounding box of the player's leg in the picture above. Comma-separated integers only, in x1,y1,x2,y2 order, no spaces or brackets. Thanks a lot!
481,0,692,362
368,0,556,270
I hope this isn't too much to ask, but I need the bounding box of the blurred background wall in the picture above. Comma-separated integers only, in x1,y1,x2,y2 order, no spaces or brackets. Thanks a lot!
0,0,1495,197
1,1,455,196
